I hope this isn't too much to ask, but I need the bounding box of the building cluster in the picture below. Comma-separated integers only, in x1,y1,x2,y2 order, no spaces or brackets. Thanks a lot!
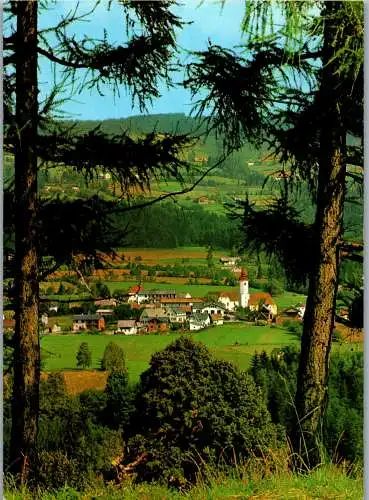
41,268,279,335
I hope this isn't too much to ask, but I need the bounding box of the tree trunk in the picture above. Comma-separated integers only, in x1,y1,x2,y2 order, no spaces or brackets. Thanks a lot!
10,1,40,483
292,1,346,471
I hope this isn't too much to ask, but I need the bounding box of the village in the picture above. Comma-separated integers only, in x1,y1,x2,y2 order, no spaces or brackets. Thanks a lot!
35,268,306,336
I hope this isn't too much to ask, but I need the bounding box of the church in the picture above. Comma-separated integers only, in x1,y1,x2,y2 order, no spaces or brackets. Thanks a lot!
217,268,277,317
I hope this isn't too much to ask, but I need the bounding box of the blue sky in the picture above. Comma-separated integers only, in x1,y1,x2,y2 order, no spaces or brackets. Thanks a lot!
38,0,246,120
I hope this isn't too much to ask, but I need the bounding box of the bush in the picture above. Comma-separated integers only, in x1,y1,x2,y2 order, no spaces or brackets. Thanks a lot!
127,336,280,484
32,450,82,490
101,342,126,372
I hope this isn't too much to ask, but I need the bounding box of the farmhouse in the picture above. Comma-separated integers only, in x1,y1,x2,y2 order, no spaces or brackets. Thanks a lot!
72,313,105,332
248,293,278,317
211,314,224,325
199,302,227,317
189,313,211,331
216,291,239,312
115,320,138,335
166,307,187,324
136,289,176,304
219,256,241,267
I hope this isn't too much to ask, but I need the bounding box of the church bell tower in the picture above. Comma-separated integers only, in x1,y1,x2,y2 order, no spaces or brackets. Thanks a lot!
239,268,249,308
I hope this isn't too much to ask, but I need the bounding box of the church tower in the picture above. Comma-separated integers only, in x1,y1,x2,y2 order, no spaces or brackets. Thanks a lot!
239,268,249,308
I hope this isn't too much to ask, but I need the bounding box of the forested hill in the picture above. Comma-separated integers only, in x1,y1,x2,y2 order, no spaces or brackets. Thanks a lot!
61,113,266,168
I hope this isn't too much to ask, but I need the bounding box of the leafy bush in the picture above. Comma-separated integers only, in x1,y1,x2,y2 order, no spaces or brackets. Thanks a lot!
101,342,126,372
127,336,280,485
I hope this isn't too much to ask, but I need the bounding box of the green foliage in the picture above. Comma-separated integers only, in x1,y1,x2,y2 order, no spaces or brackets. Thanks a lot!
104,371,135,430
349,290,363,328
101,342,126,372
76,342,92,369
127,336,280,484
92,280,111,299
21,376,124,490
249,347,363,464
114,304,134,320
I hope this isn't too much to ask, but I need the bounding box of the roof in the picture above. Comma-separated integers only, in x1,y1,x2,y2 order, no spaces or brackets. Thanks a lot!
140,308,168,319
179,306,192,313
128,285,144,294
190,313,209,323
202,302,227,310
94,299,117,307
117,320,136,328
239,268,248,281
160,297,204,304
166,307,186,315
217,291,239,301
249,292,275,306
139,290,176,296
3,319,15,329
73,314,101,321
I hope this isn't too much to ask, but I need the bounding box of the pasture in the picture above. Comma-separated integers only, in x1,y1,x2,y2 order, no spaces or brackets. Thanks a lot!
41,323,361,394
41,323,297,386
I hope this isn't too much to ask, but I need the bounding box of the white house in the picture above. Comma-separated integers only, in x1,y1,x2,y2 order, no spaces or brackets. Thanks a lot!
115,320,138,335
217,292,239,312
199,302,227,317
166,307,187,324
211,314,224,326
189,313,211,331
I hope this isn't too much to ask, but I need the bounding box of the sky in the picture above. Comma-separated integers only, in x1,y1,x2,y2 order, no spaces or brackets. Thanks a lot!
38,0,246,120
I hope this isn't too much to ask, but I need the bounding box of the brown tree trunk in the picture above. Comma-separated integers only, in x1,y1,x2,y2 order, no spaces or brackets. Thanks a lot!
10,1,40,483
292,1,346,470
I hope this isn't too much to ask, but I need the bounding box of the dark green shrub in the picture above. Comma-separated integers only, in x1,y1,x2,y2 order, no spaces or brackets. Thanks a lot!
127,336,280,484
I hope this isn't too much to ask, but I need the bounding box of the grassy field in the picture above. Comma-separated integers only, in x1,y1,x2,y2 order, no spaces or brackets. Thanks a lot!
5,464,363,499
41,321,362,389
41,324,297,382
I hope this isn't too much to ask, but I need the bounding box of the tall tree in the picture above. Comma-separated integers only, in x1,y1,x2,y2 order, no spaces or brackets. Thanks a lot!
185,0,363,468
4,0,211,481
10,1,39,481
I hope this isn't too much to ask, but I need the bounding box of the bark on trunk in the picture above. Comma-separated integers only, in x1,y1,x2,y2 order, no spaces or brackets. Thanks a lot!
292,1,346,471
10,1,40,483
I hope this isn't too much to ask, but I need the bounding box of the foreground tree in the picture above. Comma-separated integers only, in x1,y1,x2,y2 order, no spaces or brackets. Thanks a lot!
127,336,279,485
101,342,126,373
185,0,363,468
76,343,92,370
4,0,203,481
10,2,39,481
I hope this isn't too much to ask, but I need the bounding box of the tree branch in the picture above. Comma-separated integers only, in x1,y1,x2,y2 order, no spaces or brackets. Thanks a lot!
106,155,227,215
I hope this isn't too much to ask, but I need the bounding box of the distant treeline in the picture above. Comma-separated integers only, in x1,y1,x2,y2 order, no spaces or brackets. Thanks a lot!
113,201,241,249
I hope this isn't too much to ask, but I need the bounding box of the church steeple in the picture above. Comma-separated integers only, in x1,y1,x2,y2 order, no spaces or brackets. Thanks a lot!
239,268,249,308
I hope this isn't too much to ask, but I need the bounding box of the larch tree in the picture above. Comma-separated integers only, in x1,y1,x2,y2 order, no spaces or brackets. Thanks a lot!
185,0,363,469
4,0,216,481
